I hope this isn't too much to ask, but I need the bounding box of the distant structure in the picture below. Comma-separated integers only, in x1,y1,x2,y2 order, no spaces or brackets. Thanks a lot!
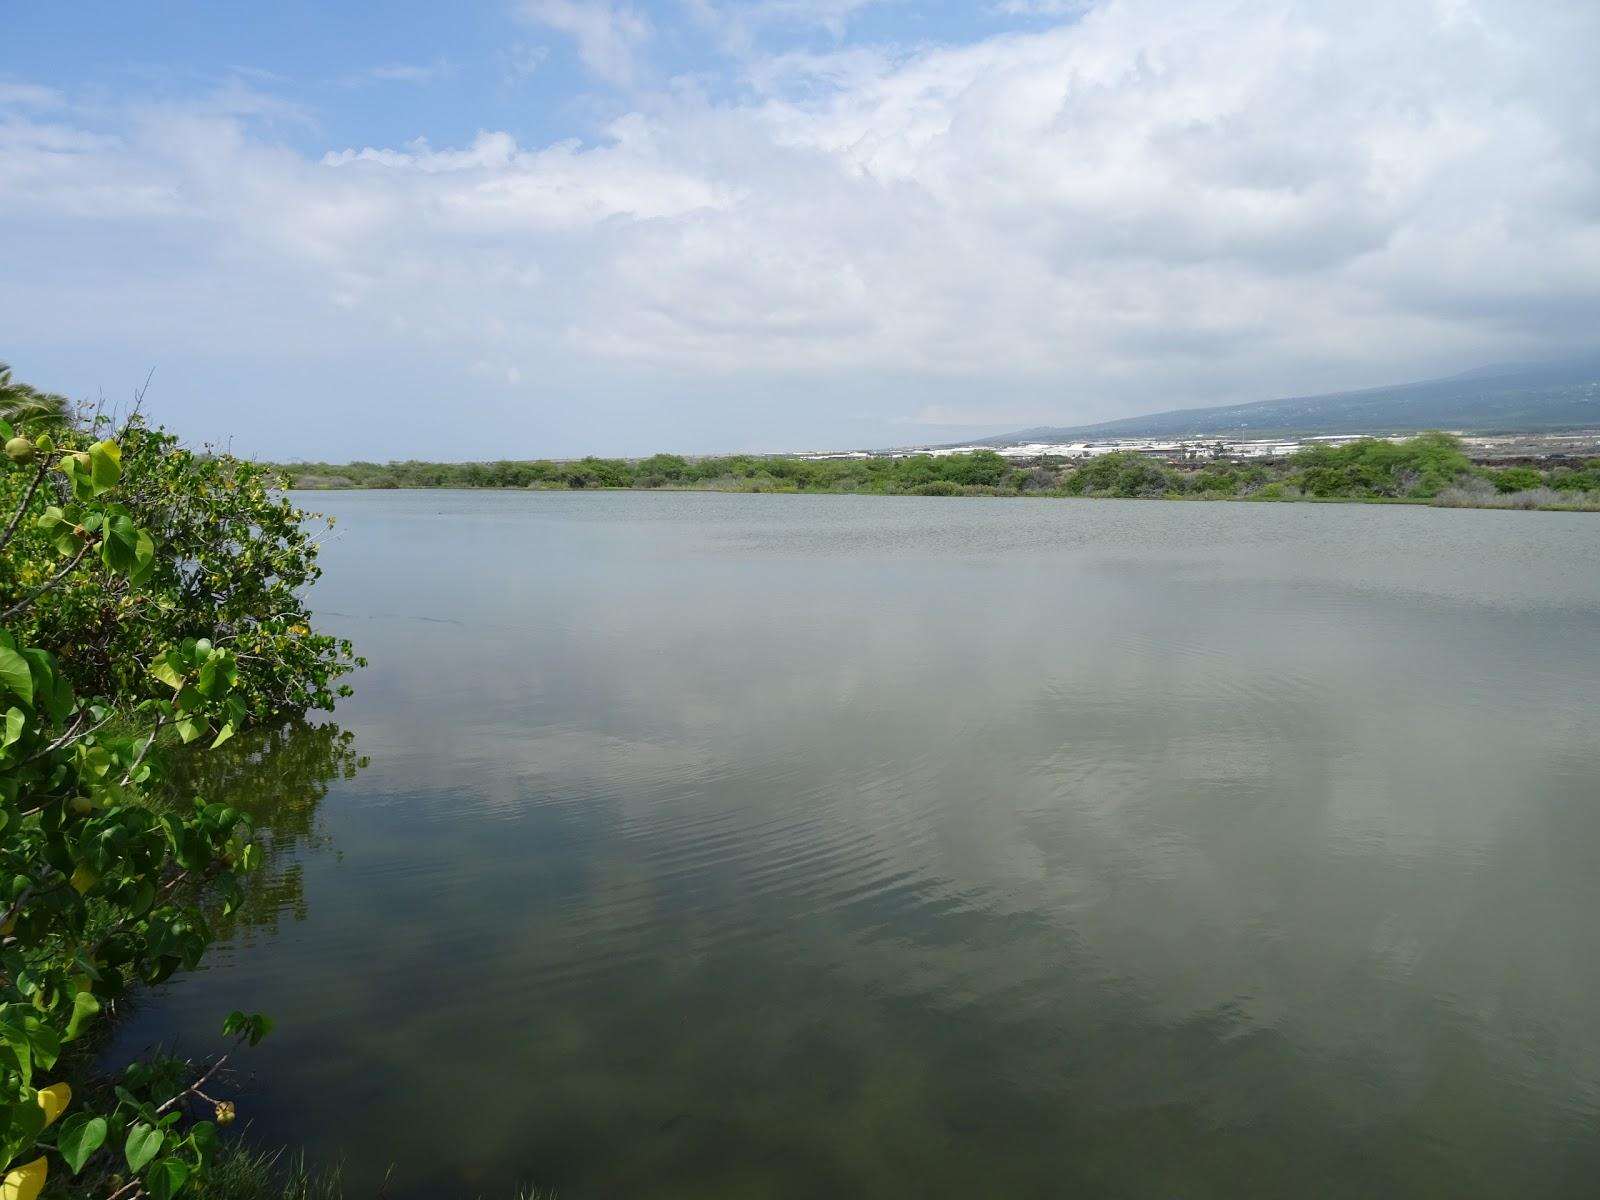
804,427,1600,465
808,434,1385,464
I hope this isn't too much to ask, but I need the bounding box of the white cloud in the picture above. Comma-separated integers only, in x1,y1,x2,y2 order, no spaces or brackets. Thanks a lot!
203,76,317,127
499,43,551,82
318,127,730,229
2,0,1598,452
686,0,886,54
993,0,1093,16
517,0,652,85
0,81,64,109
346,61,451,86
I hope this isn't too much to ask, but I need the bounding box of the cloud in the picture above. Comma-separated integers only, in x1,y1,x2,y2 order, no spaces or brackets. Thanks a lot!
204,75,317,127
345,61,451,86
517,0,651,86
686,0,887,54
2,0,1598,454
0,81,64,109
992,0,1093,16
499,43,551,83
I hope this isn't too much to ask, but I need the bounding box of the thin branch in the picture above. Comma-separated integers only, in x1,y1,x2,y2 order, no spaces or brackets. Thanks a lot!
18,710,104,764
0,883,38,934
118,369,154,446
155,1053,229,1115
0,457,52,554
120,714,167,785
0,873,69,938
154,869,193,904
0,540,92,620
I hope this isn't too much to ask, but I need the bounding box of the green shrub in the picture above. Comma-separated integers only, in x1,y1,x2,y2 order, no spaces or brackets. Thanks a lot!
1289,432,1469,498
1492,466,1544,493
3,420,361,722
1,376,360,1200
1547,467,1598,492
1066,453,1172,497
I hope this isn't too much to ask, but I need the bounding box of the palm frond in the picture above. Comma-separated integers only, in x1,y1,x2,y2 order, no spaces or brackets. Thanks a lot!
0,360,69,425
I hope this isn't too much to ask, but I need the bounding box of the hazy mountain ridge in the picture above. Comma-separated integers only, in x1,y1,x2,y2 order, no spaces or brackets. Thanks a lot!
985,358,1600,443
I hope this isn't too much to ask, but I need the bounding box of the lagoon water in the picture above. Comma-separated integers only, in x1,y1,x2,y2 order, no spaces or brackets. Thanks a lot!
114,492,1600,1198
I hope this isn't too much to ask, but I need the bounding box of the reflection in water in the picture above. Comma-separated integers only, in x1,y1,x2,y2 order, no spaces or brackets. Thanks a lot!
111,494,1600,1199
163,720,366,936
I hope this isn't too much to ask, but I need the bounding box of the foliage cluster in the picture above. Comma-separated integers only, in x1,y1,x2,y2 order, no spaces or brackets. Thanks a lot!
1284,431,1470,498
1,371,358,1200
4,420,362,720
1057,453,1179,498
277,435,1600,509
284,448,1017,495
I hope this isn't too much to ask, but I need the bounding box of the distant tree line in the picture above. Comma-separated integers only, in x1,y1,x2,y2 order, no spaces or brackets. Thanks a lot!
274,434,1600,509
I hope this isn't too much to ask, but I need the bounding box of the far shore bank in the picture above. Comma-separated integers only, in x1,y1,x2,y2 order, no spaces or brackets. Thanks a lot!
274,435,1600,513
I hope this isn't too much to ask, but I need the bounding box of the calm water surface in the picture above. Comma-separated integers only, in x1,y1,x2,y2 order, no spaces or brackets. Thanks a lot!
114,492,1600,1198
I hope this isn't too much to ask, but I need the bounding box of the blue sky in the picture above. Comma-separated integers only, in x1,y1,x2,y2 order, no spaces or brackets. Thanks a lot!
3,0,1597,460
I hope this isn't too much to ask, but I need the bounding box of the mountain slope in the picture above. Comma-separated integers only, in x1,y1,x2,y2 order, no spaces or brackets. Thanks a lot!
987,358,1600,443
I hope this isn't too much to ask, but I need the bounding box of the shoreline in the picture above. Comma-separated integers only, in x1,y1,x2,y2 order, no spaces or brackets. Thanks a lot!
272,437,1600,513
282,482,1600,513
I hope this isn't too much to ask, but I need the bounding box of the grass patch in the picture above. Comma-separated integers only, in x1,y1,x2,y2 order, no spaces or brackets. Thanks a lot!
191,1145,557,1199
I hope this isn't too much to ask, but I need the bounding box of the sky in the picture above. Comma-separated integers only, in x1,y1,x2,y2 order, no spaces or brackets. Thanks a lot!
2,0,1598,460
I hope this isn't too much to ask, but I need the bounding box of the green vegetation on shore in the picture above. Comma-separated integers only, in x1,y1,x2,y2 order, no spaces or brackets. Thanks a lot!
278,433,1600,510
2,364,361,1199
